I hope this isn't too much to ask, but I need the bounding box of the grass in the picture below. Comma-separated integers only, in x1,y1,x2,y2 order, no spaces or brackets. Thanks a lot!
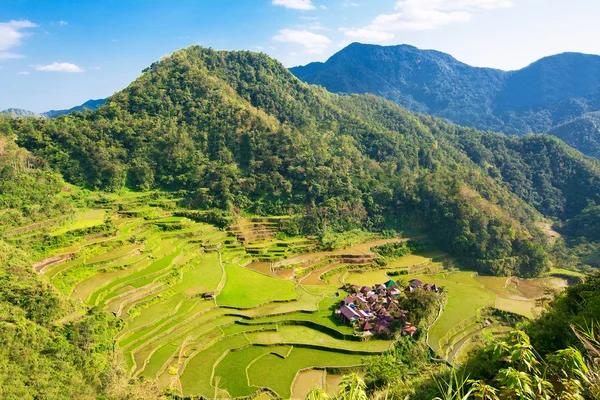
545,267,586,278
495,297,537,318
247,347,365,398
247,325,392,352
80,257,152,304
174,251,223,296
50,209,107,236
213,345,291,398
90,247,178,304
418,273,495,352
85,243,142,264
179,334,251,398
118,300,206,348
343,252,438,286
119,293,185,336
238,287,322,317
217,263,298,308
220,322,277,336
386,253,433,268
249,296,355,336
134,313,239,376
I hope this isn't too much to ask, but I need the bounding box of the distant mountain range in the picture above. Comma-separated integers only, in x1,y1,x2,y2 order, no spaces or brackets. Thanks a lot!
43,98,107,118
291,43,600,158
1,98,107,119
0,108,42,118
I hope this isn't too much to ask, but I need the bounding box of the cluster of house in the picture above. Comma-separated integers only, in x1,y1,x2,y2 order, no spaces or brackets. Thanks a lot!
335,278,439,338
405,279,439,294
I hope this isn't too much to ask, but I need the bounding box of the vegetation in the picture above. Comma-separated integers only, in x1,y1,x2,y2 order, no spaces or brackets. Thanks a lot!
1,46,599,399
6,46,600,278
291,43,600,158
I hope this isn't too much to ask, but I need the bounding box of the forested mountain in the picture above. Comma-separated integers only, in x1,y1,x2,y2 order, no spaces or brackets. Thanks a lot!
549,112,600,159
43,98,107,118
291,43,600,157
3,46,600,278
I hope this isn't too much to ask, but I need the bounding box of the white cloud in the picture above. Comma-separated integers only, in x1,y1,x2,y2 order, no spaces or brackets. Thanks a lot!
273,29,331,54
273,0,315,10
36,62,84,72
344,2,359,6
343,0,521,42
93,66,101,70
0,52,24,60
340,28,394,41
59,20,68,26
17,71,29,75
251,45,265,51
0,20,37,60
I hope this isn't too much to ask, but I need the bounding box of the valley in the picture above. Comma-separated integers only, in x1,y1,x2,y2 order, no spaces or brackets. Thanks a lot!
1,41,599,400
7,189,570,398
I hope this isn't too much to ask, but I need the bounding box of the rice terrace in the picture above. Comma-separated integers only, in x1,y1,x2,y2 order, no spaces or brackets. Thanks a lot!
14,190,575,399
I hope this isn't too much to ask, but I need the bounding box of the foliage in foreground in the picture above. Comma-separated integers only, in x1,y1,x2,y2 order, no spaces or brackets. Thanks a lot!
433,328,598,400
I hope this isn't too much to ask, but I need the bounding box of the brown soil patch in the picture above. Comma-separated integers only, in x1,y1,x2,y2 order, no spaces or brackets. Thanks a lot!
33,253,75,273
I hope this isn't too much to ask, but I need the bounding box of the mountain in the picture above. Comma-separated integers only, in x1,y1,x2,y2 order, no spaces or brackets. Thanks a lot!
4,46,600,278
548,112,600,159
42,98,107,118
1,99,107,120
290,43,600,157
0,108,42,118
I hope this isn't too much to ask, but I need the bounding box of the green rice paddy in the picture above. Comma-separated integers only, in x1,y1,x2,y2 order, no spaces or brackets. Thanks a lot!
20,192,573,398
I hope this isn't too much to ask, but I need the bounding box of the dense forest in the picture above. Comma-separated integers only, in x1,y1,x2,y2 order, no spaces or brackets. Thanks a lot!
291,43,600,158
3,46,600,278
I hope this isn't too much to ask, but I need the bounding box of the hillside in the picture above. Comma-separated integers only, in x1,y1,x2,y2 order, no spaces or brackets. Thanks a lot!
549,112,600,159
291,43,600,157
4,46,600,278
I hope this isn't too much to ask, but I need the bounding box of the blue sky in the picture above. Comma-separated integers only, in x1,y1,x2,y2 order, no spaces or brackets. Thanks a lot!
1,0,599,112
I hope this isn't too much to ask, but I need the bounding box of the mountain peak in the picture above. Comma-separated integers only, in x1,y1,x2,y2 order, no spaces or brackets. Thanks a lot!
291,42,600,157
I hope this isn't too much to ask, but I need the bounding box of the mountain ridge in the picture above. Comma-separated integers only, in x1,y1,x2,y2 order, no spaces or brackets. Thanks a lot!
1,98,107,119
43,98,107,118
291,43,600,157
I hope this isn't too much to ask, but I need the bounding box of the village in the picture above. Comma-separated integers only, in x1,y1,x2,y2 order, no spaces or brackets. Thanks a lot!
336,278,440,338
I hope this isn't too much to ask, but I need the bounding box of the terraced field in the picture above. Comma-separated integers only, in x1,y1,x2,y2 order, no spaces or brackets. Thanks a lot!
15,194,402,398
15,192,573,397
